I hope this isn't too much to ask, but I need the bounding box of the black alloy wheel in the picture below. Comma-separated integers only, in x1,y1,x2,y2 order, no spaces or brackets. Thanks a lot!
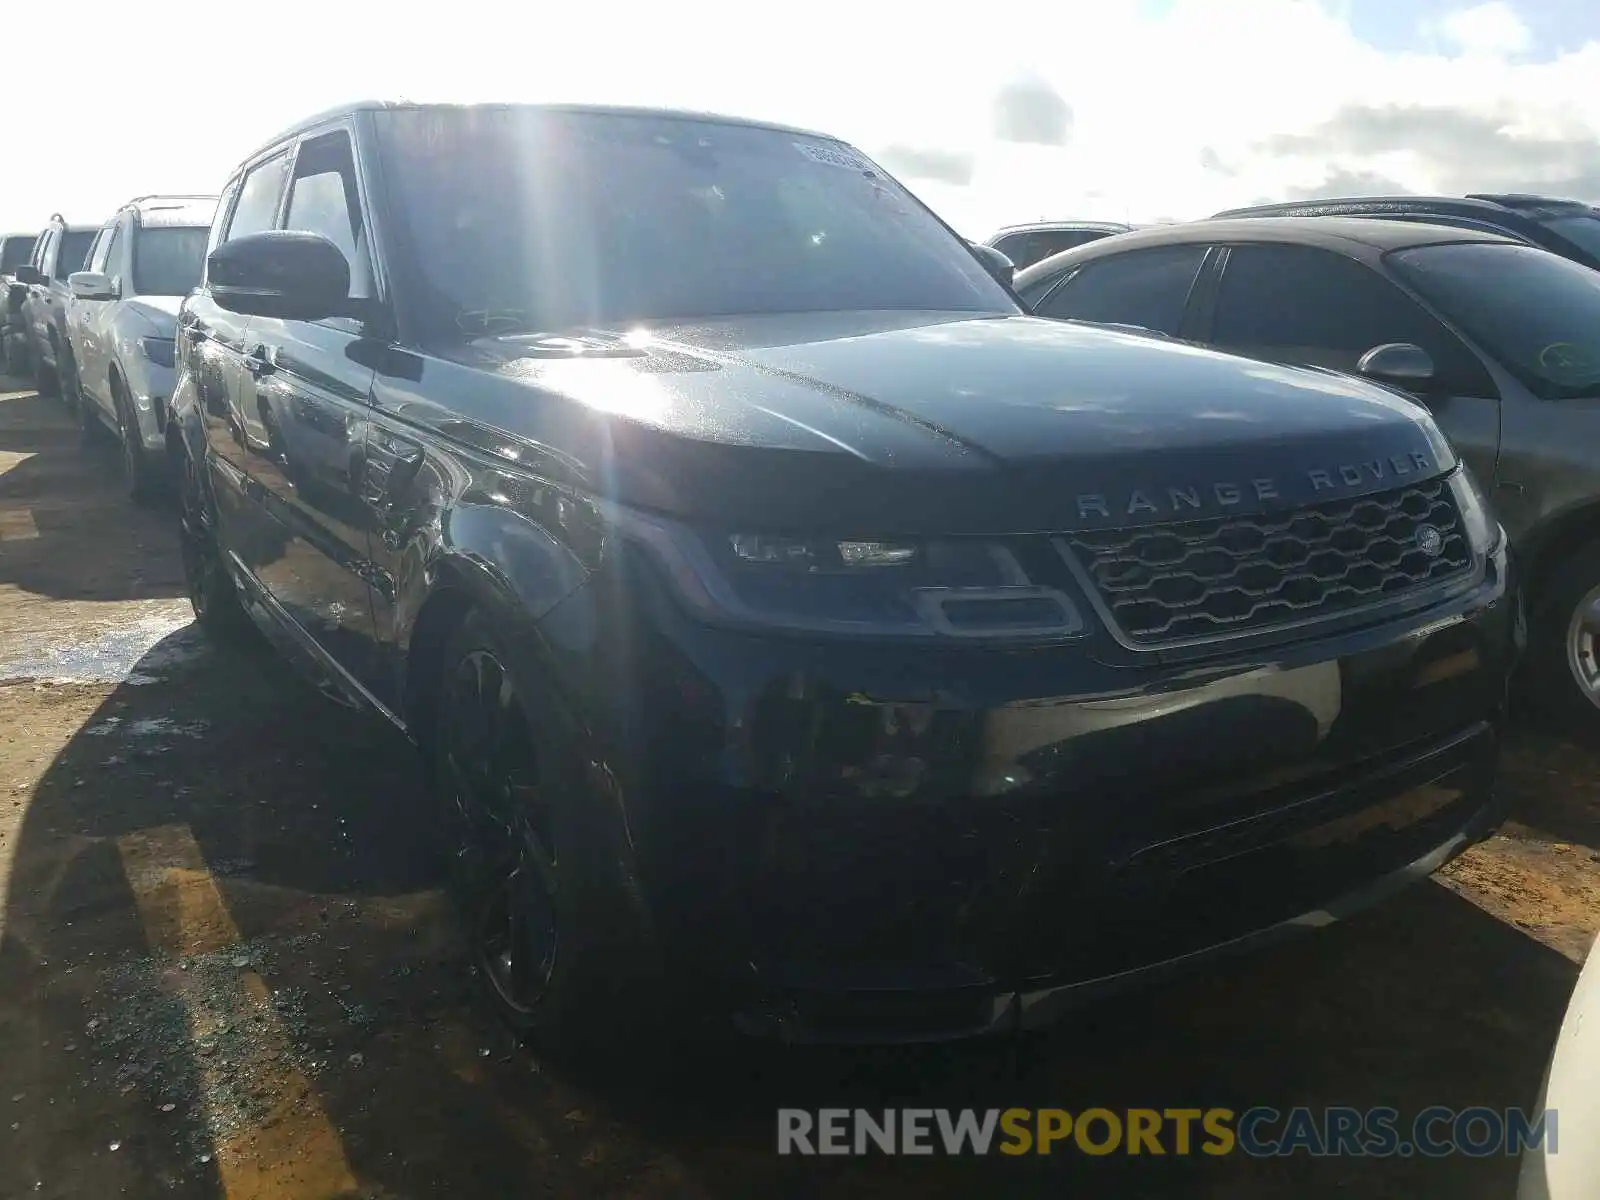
428,609,676,1064
435,629,560,1020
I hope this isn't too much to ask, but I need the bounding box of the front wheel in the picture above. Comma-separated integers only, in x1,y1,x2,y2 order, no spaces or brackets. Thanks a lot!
1527,540,1600,734
59,342,86,416
114,381,161,505
430,609,666,1062
32,336,58,398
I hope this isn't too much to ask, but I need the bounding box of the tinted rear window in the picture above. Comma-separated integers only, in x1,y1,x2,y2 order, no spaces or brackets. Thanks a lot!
994,230,1111,270
54,231,95,279
132,226,209,296
1,237,35,272
1538,213,1600,263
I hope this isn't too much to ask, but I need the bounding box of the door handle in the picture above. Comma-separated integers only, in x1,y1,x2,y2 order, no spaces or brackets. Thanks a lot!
245,343,277,377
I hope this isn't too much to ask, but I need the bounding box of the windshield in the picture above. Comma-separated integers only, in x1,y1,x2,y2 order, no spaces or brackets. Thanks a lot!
132,226,208,296
54,231,94,279
1539,213,1600,263
1390,241,1600,399
1,237,34,272
373,107,1015,339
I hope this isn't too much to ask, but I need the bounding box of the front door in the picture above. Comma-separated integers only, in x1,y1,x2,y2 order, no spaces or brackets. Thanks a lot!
189,149,294,566
242,125,385,695
73,220,121,411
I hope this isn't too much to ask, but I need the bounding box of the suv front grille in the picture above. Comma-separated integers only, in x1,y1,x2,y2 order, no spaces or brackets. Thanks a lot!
1062,478,1475,646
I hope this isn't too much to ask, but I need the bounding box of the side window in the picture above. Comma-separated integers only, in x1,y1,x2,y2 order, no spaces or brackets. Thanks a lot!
1018,268,1070,310
1211,244,1496,396
88,222,118,274
100,222,125,279
994,231,1100,271
224,150,292,243
282,129,372,299
208,177,242,257
1033,245,1208,335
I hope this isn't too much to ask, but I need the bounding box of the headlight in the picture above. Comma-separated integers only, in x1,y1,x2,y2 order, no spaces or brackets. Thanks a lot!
613,507,1089,641
1449,465,1502,554
139,337,176,368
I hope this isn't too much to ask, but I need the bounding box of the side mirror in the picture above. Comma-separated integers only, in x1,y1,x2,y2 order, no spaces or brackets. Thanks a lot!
12,265,43,286
69,271,119,301
206,230,350,321
1358,342,1436,391
969,242,1015,290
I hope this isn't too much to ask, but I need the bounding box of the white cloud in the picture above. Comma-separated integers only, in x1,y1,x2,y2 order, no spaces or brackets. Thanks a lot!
1,0,1596,241
1427,2,1535,57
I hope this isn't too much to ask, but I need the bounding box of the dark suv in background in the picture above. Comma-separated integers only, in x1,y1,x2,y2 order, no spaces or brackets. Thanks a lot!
0,231,38,374
1214,193,1600,271
1014,216,1600,726
983,220,1133,270
14,213,98,398
172,101,1515,1055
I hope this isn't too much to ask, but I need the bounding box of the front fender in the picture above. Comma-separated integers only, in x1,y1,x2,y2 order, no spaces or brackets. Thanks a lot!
393,498,598,669
167,366,206,463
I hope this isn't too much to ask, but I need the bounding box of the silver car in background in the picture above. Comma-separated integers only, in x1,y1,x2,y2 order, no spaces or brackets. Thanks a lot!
63,194,216,502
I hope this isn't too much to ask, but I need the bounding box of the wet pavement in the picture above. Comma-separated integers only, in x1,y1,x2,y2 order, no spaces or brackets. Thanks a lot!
0,374,1597,1199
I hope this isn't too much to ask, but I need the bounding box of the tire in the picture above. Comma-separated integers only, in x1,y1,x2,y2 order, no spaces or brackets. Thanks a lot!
429,607,669,1065
113,379,160,505
60,342,86,417
33,335,58,397
1525,540,1600,734
178,443,253,645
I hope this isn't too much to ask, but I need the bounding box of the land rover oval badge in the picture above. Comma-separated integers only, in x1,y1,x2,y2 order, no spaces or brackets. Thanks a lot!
1415,524,1444,558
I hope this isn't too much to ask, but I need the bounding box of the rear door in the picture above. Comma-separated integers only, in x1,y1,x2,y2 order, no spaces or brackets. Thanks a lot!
1198,242,1502,487
243,123,385,694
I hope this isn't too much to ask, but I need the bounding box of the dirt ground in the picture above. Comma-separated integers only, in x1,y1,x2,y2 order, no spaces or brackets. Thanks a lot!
0,374,1596,1200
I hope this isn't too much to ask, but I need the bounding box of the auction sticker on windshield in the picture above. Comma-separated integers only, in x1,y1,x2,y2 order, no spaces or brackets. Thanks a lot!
794,140,874,172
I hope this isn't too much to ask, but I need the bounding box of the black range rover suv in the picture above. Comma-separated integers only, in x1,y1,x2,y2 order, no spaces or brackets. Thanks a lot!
170,102,1518,1051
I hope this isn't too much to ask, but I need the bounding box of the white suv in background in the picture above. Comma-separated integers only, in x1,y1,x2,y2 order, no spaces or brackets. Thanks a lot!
63,194,216,501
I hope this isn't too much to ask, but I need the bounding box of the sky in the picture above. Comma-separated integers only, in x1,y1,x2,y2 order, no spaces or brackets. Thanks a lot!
4,0,1600,240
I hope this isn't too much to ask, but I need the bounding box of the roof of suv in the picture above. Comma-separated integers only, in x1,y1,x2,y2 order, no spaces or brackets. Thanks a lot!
40,213,103,233
1212,192,1597,220
119,194,219,228
1012,216,1520,289
989,220,1134,237
250,100,838,167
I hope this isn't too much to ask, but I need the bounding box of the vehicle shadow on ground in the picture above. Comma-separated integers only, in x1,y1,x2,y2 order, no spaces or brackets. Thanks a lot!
0,383,184,603
0,621,1583,1198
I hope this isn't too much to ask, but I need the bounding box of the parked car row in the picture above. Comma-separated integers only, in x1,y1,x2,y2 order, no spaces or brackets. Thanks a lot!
2,198,216,501
1009,204,1600,733
2,104,1528,1067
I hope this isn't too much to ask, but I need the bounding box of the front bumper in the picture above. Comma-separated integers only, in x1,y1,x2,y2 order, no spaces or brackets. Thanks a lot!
545,543,1518,1044
121,356,176,452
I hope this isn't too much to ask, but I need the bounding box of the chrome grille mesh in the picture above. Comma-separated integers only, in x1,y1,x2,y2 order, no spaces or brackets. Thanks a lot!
1063,478,1474,645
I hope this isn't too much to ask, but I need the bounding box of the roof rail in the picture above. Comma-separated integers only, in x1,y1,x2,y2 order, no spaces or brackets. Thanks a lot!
122,193,216,207
1466,191,1587,210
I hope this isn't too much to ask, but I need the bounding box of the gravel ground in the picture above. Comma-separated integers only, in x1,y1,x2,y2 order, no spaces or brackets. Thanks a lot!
0,375,1596,1199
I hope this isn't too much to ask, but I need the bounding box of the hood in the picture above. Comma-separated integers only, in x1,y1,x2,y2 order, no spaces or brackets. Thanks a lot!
125,295,182,335
419,311,1455,536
